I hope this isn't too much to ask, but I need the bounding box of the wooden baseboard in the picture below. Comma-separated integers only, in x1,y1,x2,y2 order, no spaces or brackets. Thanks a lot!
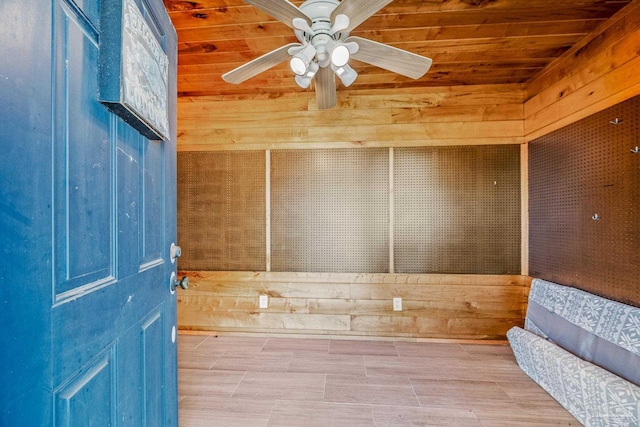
177,271,531,341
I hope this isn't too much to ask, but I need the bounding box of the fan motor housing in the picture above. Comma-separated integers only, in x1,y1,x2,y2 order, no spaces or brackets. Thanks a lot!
295,0,340,40
299,0,339,22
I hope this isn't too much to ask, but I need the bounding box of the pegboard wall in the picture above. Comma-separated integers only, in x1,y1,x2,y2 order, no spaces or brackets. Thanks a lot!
529,96,640,307
271,149,390,273
394,146,521,274
177,146,522,274
177,151,266,271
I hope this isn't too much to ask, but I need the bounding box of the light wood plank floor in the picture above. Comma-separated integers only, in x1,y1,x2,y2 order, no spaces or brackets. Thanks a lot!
178,334,580,427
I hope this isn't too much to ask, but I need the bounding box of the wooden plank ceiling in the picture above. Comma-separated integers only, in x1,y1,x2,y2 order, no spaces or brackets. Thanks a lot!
163,0,631,98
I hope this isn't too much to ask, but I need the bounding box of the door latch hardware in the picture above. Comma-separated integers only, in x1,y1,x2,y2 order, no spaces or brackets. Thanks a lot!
170,243,182,263
171,274,189,292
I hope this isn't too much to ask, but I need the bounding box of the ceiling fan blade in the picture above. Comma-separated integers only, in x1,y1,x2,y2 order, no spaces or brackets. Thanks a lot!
346,36,432,79
244,0,311,29
331,0,393,33
222,43,300,84
314,66,337,110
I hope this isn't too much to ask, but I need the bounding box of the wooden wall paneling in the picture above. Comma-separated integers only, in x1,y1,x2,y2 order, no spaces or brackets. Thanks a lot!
525,1,640,108
177,85,524,151
525,57,640,141
178,118,522,148
177,101,524,128
177,272,531,340
524,1,640,140
176,84,525,115
177,138,526,153
169,0,640,339
176,145,525,338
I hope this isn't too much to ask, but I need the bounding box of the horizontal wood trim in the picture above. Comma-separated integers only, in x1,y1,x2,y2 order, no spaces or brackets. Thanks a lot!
177,105,524,128
179,270,529,283
177,138,525,152
525,58,640,140
180,311,352,332
177,271,531,340
177,85,524,151
179,296,524,317
349,316,523,339
524,1,640,140
179,121,523,144
525,1,640,107
177,329,514,345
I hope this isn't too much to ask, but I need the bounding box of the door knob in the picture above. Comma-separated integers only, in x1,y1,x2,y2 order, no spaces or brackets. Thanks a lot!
171,274,189,292
170,243,182,263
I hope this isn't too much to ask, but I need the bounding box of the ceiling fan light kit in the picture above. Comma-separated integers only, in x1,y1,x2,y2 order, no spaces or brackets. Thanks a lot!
329,44,349,67
290,44,317,75
295,61,320,88
332,63,357,87
222,0,433,109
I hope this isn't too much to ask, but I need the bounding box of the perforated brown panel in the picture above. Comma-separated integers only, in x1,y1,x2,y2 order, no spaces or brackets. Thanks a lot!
271,149,389,273
394,146,521,274
529,96,640,307
177,151,266,271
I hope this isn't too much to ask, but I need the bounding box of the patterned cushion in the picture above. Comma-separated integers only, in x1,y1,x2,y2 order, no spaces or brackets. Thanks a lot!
508,326,640,427
526,278,640,386
528,278,640,358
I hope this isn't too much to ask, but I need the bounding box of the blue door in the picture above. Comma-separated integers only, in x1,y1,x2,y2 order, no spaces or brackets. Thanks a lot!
0,0,178,425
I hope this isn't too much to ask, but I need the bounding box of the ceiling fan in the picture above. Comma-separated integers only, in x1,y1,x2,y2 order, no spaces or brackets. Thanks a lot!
222,0,433,109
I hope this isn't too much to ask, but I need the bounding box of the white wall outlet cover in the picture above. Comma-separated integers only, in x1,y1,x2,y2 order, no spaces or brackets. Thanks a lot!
393,297,402,311
259,295,268,308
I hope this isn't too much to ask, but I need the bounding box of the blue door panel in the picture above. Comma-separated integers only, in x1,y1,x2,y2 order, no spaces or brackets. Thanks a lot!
52,267,165,379
54,346,117,426
140,138,165,268
53,0,114,297
141,309,166,425
117,122,143,278
112,302,173,426
65,0,101,28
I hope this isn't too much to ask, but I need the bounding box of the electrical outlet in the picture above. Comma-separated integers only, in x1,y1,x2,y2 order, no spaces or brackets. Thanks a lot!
259,295,268,309
393,297,402,311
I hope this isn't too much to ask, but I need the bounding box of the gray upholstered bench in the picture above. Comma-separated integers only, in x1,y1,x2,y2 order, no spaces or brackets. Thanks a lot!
507,278,640,426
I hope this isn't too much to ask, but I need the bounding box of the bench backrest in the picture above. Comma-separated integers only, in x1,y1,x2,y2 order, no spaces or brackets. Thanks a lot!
525,278,640,386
